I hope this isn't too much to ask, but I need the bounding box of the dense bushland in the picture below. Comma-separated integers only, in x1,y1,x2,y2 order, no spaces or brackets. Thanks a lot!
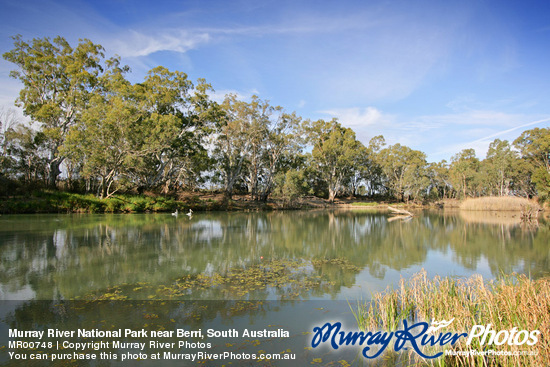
1,36,549,205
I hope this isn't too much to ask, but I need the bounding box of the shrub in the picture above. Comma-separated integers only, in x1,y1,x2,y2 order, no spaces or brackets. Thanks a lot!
353,271,550,366
459,196,541,212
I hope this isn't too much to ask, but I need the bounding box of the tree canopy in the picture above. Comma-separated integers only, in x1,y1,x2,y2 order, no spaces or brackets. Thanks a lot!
2,35,549,203
3,35,127,187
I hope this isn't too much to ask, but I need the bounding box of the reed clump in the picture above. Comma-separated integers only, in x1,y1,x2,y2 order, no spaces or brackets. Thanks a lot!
459,196,541,212
353,271,549,366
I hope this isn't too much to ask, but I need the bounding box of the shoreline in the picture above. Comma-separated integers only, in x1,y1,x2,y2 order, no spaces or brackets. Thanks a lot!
0,190,404,214
0,190,544,215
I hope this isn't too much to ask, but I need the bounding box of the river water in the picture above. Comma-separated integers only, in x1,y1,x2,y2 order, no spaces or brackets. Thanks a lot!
1,210,548,365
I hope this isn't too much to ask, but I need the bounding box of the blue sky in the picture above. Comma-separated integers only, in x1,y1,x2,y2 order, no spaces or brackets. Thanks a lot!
1,0,550,162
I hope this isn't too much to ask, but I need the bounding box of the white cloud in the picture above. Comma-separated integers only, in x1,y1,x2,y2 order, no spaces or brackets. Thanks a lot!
318,107,550,162
439,116,550,159
317,106,396,149
320,107,389,127
468,117,550,144
411,110,528,132
419,112,550,160
110,30,210,58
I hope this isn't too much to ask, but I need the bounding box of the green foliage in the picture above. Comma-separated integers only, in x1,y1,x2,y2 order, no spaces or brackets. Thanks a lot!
532,168,550,201
376,143,428,202
2,123,48,184
425,160,451,199
0,191,180,214
449,148,480,198
480,139,518,196
350,202,380,207
3,35,125,187
304,119,368,202
126,67,214,193
211,95,302,201
514,128,550,201
274,169,309,205
2,35,550,204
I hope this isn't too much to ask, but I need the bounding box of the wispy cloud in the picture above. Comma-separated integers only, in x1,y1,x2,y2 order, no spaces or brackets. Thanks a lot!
320,107,390,127
321,105,550,162
467,117,550,145
414,110,529,129
100,2,469,102
318,106,399,147
103,7,383,59
194,14,382,37
427,113,550,160
110,30,210,58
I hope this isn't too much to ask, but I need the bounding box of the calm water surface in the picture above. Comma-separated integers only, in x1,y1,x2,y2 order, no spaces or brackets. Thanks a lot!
1,210,548,301
1,210,549,366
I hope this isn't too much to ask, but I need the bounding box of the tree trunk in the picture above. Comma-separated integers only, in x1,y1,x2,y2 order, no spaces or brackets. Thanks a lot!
48,159,62,189
224,173,237,200
259,192,269,202
328,188,336,203
98,176,106,199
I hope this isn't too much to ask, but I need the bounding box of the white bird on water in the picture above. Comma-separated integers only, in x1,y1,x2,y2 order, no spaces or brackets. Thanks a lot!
171,209,178,217
186,209,193,219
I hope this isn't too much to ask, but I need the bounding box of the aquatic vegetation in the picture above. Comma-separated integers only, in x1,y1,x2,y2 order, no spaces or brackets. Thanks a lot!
352,271,550,366
156,259,328,300
77,258,362,302
89,286,129,301
311,258,361,272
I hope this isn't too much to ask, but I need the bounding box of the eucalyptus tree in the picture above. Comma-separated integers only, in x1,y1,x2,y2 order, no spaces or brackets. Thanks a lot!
482,139,517,196
346,144,371,197
255,111,303,201
0,108,19,177
426,160,452,199
3,35,125,188
304,118,366,202
274,169,309,205
363,135,386,197
125,67,215,193
509,158,538,198
62,66,215,197
376,143,428,202
514,127,550,200
2,124,48,184
449,149,480,198
212,95,302,200
211,94,254,199
61,69,136,198
241,96,272,199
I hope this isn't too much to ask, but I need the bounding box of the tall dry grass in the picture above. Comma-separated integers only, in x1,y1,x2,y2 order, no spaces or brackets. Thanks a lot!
353,271,549,366
459,196,541,212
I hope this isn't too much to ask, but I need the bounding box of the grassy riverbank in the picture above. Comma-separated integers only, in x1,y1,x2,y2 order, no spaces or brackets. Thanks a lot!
352,271,549,366
1,186,404,214
0,190,335,214
0,189,545,215
0,191,183,214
